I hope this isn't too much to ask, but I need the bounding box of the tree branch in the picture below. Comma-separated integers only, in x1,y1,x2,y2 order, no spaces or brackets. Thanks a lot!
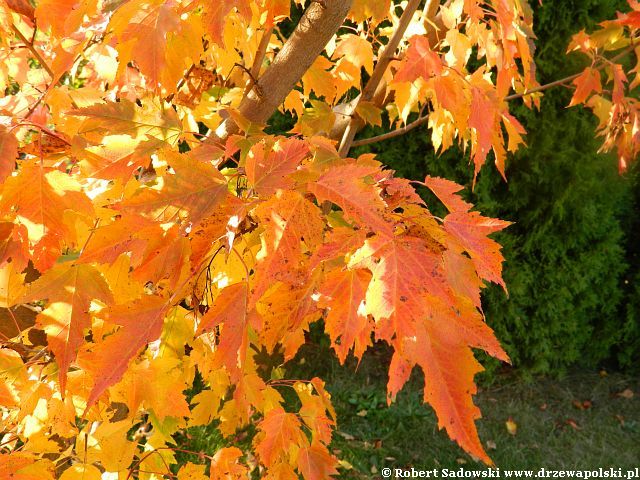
334,0,445,156
210,0,353,142
12,24,54,79
505,44,636,101
337,0,423,156
351,114,430,148
350,43,639,149
250,27,273,79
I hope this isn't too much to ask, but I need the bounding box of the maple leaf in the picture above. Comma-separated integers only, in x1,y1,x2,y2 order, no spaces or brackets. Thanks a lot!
295,380,336,444
210,447,249,480
308,163,394,236
318,268,373,363
256,278,321,359
78,215,162,265
394,35,443,83
177,463,208,480
264,463,299,480
69,99,182,144
333,34,374,74
188,196,247,269
302,57,338,102
18,263,112,394
76,136,166,181
0,454,54,480
108,0,199,89
350,233,508,462
469,86,499,182
118,152,229,226
76,420,138,473
444,211,512,288
203,0,251,45
4,0,35,22
569,68,603,107
34,0,98,37
115,357,191,421
255,407,307,467
197,282,249,379
251,190,324,304
80,295,168,408
309,226,367,270
443,250,483,310
611,63,628,105
351,235,457,337
0,160,94,271
349,0,391,24
0,222,29,271
0,126,18,183
58,464,102,480
246,138,309,196
297,441,339,480
389,328,492,464
422,175,473,213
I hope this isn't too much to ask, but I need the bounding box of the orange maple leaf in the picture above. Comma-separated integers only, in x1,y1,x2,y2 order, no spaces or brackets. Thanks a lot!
197,282,249,379
444,211,512,289
246,138,309,196
297,441,339,480
569,68,602,107
318,268,373,363
394,35,443,83
308,163,395,237
18,264,113,394
255,407,307,467
118,152,228,226
251,190,324,305
0,126,18,183
81,295,168,408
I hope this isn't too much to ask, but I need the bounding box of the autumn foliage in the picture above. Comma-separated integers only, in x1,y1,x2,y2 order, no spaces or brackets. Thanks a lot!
0,0,639,478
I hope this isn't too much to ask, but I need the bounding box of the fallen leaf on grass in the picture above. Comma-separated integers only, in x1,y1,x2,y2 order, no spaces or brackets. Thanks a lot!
617,388,634,399
337,431,355,441
572,400,592,410
565,419,581,430
486,440,497,450
506,417,517,435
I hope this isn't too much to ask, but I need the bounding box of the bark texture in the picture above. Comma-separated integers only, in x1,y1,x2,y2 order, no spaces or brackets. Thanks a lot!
213,0,353,141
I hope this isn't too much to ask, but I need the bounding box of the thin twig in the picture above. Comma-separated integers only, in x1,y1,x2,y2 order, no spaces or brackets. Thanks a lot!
351,43,638,148
338,0,424,156
79,219,101,257
11,24,54,78
506,43,636,101
250,28,273,79
352,115,430,147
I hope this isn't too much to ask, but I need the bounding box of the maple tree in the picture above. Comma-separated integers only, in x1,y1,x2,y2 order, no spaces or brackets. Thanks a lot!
0,0,639,478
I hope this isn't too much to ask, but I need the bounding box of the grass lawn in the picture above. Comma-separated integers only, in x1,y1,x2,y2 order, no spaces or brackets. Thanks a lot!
176,339,640,477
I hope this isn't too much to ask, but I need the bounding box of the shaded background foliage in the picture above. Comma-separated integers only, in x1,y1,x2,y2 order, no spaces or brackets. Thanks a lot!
349,0,639,377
